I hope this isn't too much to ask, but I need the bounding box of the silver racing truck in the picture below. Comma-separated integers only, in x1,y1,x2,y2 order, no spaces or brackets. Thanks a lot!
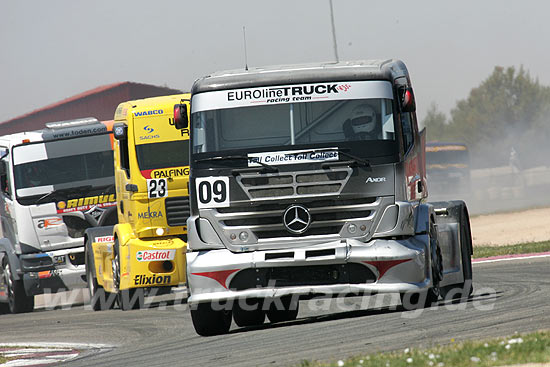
179,60,473,336
0,118,116,313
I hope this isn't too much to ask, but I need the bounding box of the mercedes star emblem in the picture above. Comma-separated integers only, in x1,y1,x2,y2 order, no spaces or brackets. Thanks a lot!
283,205,311,234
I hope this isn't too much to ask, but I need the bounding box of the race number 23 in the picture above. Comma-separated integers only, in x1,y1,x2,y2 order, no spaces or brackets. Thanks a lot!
196,177,229,208
147,178,168,198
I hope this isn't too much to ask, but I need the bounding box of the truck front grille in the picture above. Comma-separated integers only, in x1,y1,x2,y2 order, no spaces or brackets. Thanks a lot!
215,197,376,239
165,196,190,227
236,168,352,200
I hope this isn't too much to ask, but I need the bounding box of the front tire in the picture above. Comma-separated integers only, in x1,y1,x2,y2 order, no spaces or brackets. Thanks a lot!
233,298,265,327
190,302,232,336
113,239,143,311
3,258,34,314
266,296,299,323
86,248,115,311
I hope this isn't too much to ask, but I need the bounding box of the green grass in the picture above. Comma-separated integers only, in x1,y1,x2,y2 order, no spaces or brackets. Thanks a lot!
474,240,550,258
300,330,550,367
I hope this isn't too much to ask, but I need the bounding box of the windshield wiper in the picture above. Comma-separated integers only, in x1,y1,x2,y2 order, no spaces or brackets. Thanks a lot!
35,185,94,205
195,155,278,174
302,148,371,168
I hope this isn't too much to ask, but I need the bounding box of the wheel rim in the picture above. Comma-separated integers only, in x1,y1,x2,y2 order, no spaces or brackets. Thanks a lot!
112,253,120,293
4,263,14,310
87,262,96,296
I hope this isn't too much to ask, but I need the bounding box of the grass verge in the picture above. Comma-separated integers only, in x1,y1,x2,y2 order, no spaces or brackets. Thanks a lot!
473,240,550,259
300,330,550,367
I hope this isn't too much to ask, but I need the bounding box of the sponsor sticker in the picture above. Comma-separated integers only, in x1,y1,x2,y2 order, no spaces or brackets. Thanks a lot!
138,210,163,219
37,217,63,229
136,249,176,262
366,177,387,183
140,166,189,179
56,194,116,214
191,80,394,112
95,235,114,243
248,148,339,167
134,274,172,286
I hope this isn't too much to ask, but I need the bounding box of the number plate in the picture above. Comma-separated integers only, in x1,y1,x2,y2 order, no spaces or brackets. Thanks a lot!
196,177,230,208
147,178,168,199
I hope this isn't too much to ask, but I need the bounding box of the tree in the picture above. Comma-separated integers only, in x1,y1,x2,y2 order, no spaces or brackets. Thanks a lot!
422,102,449,142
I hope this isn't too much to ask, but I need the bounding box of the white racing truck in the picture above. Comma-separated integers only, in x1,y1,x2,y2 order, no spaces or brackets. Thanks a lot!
0,118,116,313
181,60,474,335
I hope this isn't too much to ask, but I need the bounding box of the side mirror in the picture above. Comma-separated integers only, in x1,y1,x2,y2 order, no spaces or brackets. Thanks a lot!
400,87,416,113
173,104,189,130
113,123,128,140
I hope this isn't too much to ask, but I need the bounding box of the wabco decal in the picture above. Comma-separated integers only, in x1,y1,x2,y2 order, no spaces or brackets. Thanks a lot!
56,194,116,214
135,109,163,117
134,274,172,286
138,210,163,219
191,80,394,113
37,217,63,229
248,148,339,167
136,249,176,262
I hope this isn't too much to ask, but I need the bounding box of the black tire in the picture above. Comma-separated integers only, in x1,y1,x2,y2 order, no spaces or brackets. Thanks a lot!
2,258,34,314
112,239,144,311
441,206,474,300
190,302,232,336
266,296,299,323
86,248,115,311
401,218,441,311
233,298,265,327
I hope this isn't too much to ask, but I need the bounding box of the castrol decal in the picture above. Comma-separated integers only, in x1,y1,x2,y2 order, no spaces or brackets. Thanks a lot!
136,249,176,262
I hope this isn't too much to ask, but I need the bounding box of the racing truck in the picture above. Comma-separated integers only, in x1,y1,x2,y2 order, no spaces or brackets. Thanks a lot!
85,94,190,311
180,59,474,336
0,118,116,314
426,142,471,198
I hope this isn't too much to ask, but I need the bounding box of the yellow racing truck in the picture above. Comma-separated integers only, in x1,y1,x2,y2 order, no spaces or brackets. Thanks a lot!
85,94,190,310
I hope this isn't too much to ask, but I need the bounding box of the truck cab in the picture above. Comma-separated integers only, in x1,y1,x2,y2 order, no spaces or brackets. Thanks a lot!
85,94,190,311
0,118,115,313
184,60,473,335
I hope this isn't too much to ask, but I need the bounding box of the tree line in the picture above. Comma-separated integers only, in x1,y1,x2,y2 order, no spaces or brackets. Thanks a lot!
422,66,550,169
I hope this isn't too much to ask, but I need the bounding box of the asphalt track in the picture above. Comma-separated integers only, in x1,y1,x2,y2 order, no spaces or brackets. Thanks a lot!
1,257,548,367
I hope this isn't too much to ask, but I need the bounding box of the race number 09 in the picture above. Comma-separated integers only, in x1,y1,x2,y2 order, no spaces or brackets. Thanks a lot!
196,177,229,208
147,178,168,198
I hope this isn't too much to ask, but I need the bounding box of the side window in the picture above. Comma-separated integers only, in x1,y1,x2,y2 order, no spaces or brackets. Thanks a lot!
0,150,11,199
119,139,131,178
401,113,414,153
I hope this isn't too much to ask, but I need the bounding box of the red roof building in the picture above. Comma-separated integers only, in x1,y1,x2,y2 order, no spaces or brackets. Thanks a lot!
0,82,183,135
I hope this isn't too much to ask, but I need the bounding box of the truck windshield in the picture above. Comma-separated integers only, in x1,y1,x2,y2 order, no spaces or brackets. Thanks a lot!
192,98,395,154
13,134,114,204
191,80,396,159
135,140,189,171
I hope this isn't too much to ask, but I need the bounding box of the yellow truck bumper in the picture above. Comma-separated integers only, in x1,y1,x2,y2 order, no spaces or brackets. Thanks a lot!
119,236,187,291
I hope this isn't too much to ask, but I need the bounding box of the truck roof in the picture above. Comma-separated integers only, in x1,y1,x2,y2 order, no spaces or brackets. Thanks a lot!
114,93,190,121
191,59,411,94
0,117,107,147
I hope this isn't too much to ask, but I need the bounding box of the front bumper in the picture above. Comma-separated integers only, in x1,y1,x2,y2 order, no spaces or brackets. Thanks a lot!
21,248,86,296
186,235,431,305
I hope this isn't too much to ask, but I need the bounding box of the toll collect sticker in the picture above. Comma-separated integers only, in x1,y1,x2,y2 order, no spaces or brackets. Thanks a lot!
136,249,176,262
248,148,339,167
